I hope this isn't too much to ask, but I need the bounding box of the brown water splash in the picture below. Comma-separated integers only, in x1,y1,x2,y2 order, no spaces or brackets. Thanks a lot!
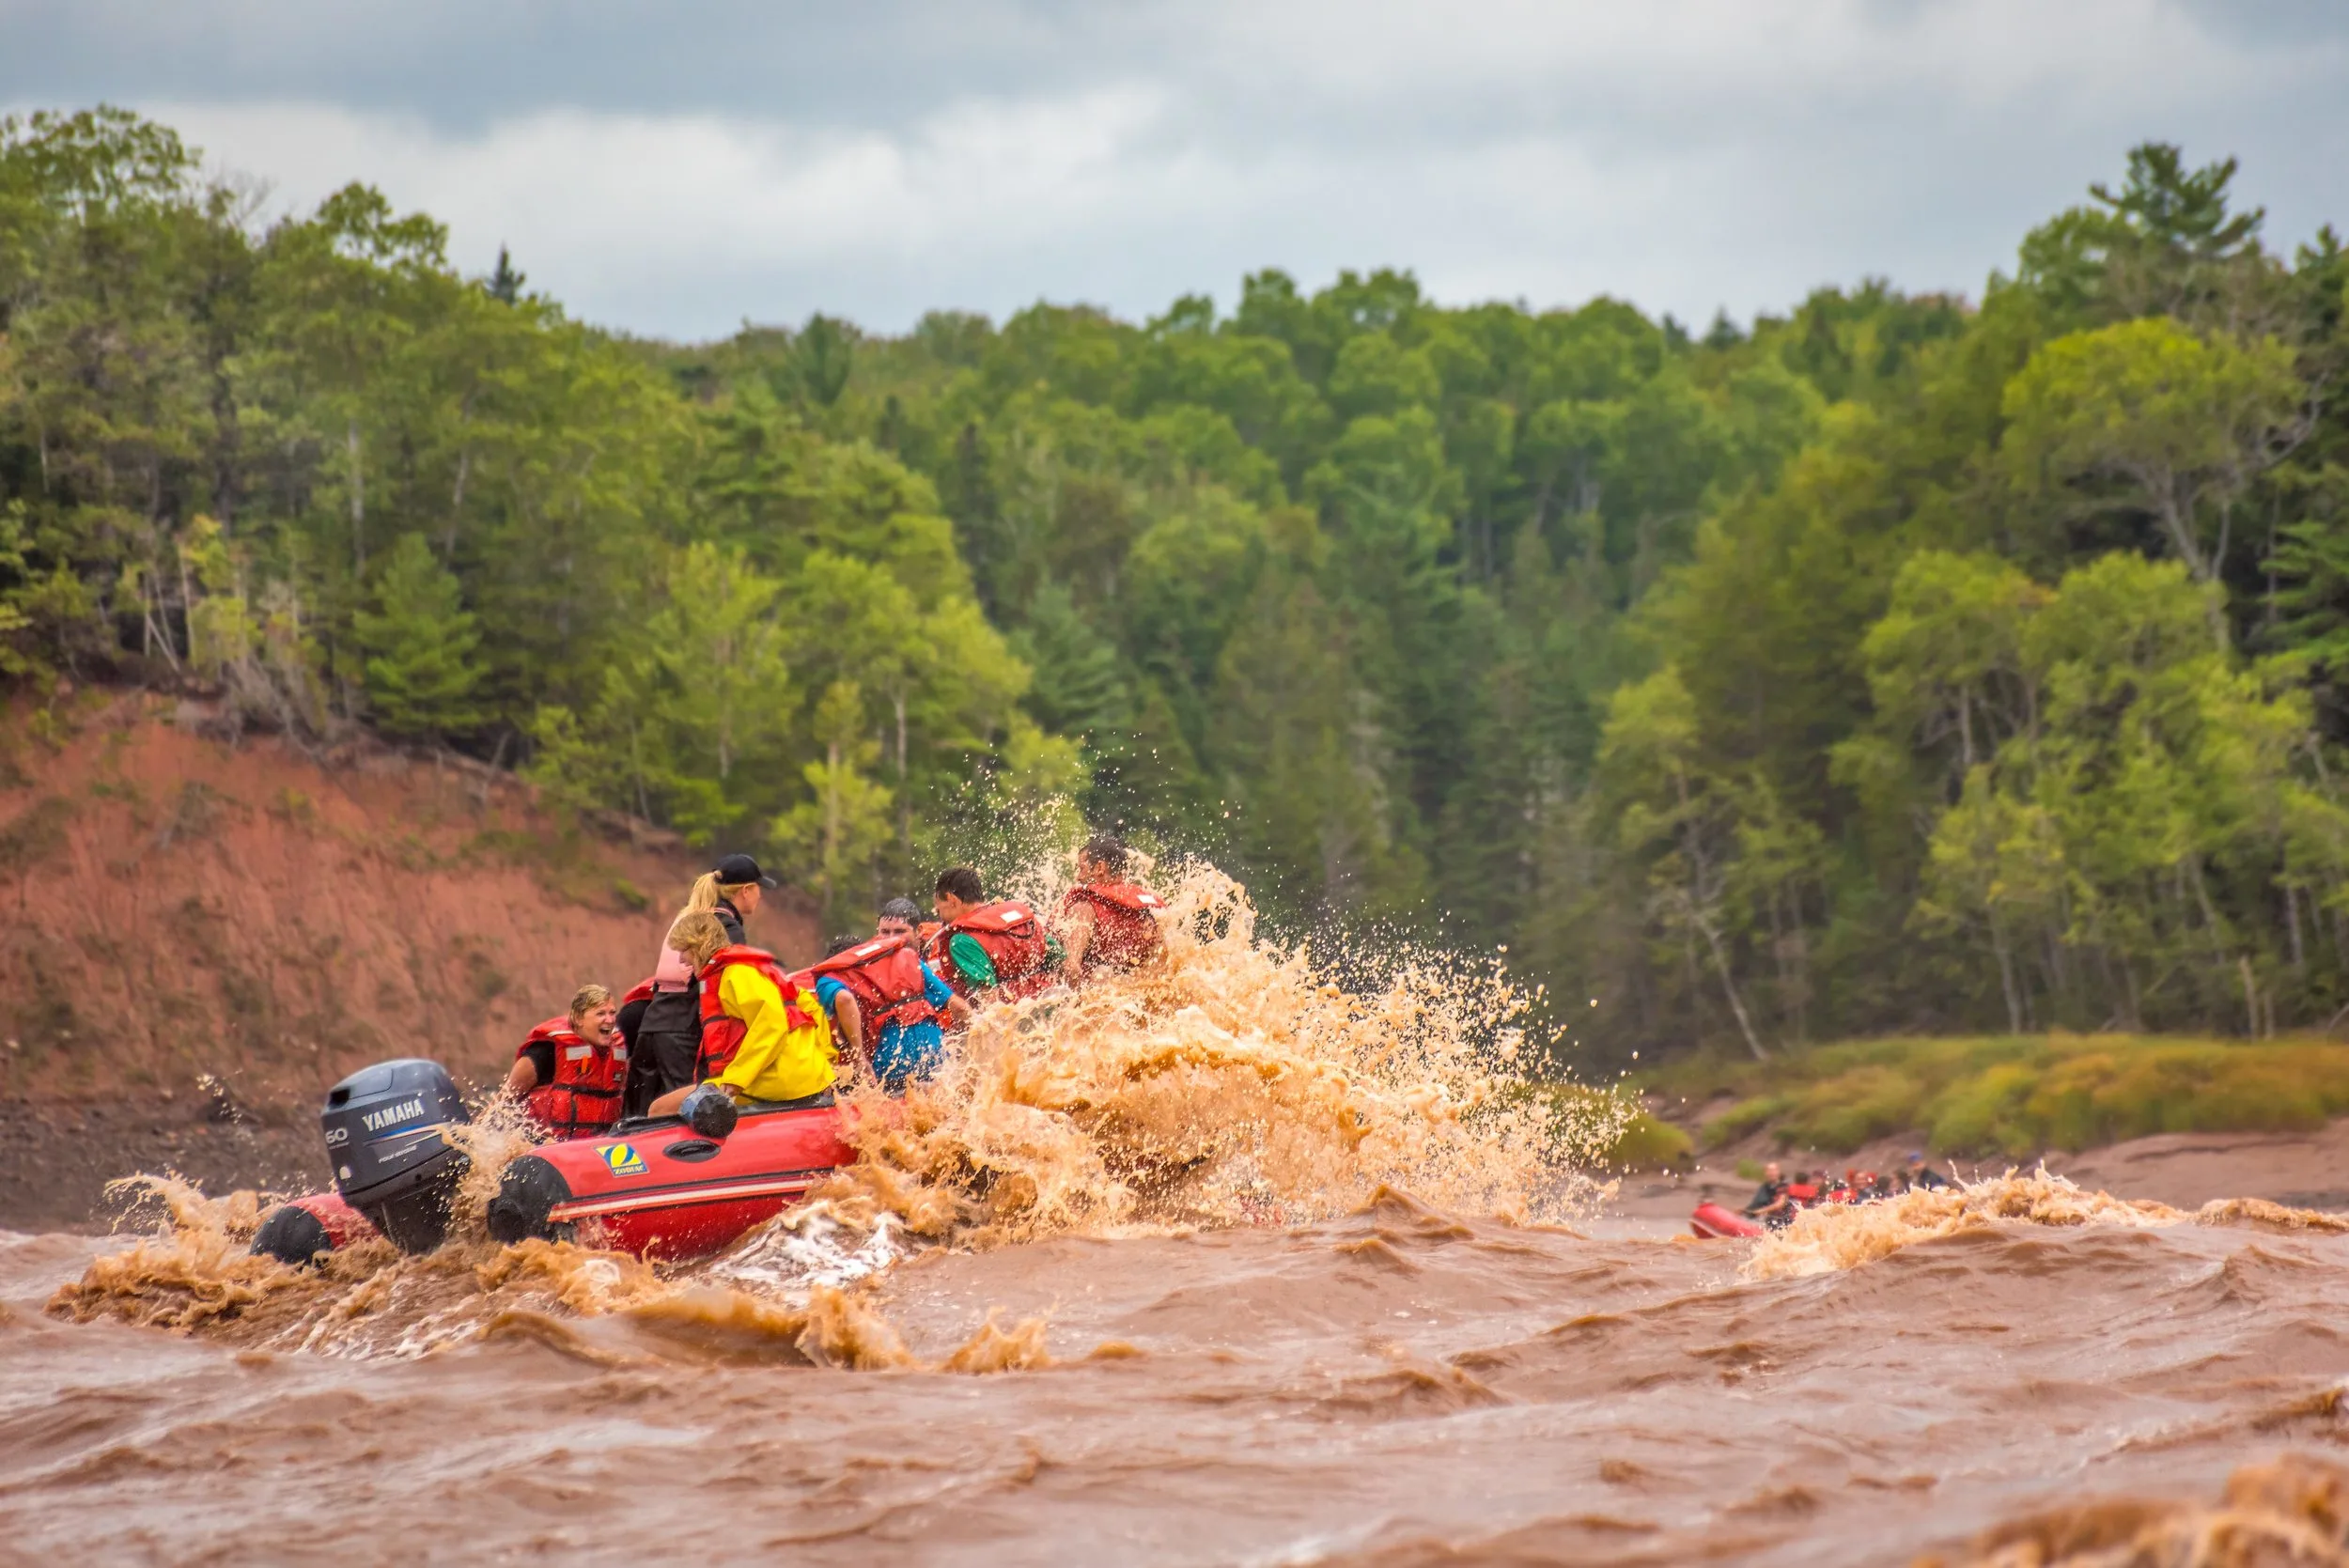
471,1235,672,1314
1921,1452,2349,1566
2196,1197,2349,1235
617,1282,914,1369
1743,1172,2349,1281
1744,1172,2187,1281
53,1219,291,1333
815,862,1612,1247
939,1309,1054,1374
46,1176,384,1333
51,1203,1058,1374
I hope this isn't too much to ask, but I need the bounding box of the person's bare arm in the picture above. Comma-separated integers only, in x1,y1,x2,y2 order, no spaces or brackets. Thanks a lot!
1060,904,1095,980
648,1083,692,1117
504,1056,538,1096
943,994,972,1030
832,994,864,1060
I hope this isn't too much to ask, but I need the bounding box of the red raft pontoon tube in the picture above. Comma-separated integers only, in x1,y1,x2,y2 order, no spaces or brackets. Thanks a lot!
483,1103,853,1260
1688,1201,1765,1239
251,1057,855,1267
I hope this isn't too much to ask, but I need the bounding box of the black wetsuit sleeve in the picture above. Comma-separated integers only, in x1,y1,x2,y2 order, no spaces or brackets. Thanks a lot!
616,996,649,1051
717,902,746,945
520,1040,556,1083
638,989,696,1032
1747,1183,1781,1211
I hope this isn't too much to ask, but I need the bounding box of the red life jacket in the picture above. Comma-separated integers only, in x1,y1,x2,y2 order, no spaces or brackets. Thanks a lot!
1786,1182,1820,1204
518,1017,627,1139
805,935,940,1034
932,900,1052,1001
693,946,818,1080
1059,881,1168,972
621,978,658,1007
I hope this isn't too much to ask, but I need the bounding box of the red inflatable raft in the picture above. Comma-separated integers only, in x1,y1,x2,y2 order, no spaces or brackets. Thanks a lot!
485,1103,856,1261
1689,1200,1765,1239
252,1104,857,1267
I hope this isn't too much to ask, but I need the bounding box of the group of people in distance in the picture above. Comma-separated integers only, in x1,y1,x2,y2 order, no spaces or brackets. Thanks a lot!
1741,1154,1952,1228
500,834,1168,1142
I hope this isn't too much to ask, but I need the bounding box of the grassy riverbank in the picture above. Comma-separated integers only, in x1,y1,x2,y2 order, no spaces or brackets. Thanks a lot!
1642,1034,2349,1159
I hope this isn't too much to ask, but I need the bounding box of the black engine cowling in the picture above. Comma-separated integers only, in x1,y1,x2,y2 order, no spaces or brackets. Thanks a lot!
321,1058,471,1253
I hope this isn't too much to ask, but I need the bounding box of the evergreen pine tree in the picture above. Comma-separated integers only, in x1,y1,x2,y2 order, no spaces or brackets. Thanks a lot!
488,244,525,303
1014,581,1130,742
354,533,486,739
791,314,854,407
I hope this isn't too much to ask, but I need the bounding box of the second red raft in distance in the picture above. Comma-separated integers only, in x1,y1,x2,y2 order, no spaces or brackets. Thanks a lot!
1689,1201,1766,1239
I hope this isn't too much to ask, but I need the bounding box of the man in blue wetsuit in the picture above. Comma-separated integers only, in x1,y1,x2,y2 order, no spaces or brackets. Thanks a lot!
811,898,968,1094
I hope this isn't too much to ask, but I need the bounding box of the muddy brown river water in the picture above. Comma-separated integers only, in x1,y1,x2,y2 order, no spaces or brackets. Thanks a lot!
8,871,2349,1564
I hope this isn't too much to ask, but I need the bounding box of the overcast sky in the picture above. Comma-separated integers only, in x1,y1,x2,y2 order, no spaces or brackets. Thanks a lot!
6,0,2346,342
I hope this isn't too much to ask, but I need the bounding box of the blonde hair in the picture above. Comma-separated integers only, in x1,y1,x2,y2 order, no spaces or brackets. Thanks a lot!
665,909,728,967
687,872,757,912
568,983,614,1024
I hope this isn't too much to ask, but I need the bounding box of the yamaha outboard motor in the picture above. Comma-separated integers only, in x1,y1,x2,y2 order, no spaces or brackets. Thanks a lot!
319,1058,472,1253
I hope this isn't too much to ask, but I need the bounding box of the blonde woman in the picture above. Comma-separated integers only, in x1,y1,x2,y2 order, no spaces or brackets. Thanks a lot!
630,854,778,1113
646,909,838,1119
504,984,628,1140
695,852,774,943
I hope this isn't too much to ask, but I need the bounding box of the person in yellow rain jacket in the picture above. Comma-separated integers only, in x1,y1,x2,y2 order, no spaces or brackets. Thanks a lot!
646,910,838,1114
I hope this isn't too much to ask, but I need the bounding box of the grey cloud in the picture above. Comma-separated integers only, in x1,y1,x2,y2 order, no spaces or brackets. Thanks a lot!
0,1,1119,129
17,0,2337,132
2172,0,2349,48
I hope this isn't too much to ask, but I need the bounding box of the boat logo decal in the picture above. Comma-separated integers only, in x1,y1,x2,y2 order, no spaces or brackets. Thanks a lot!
601,1141,647,1176
361,1096,426,1132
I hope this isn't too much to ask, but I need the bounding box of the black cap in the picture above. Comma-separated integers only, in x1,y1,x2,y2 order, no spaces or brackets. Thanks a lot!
712,853,778,889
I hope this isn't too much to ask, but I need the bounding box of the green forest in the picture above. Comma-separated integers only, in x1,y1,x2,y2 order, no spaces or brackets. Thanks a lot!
6,107,2349,1063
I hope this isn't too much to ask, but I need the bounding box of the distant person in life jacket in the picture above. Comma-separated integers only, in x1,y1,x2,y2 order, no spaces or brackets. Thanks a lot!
504,984,629,1140
929,865,1061,1002
1057,834,1168,983
808,901,969,1094
1906,1152,1952,1190
628,853,777,1116
646,909,837,1117
1743,1160,1792,1227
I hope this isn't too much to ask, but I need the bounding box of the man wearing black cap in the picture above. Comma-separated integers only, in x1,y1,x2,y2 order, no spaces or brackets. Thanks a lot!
625,853,783,1114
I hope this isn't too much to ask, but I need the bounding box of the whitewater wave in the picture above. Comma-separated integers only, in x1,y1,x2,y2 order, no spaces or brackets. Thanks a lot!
1741,1169,2349,1281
